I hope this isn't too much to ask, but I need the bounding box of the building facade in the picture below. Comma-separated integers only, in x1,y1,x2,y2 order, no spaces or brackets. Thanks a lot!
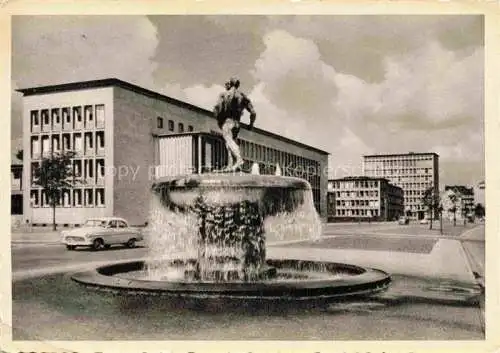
327,177,404,222
362,152,439,220
18,78,329,226
11,159,23,225
442,185,475,221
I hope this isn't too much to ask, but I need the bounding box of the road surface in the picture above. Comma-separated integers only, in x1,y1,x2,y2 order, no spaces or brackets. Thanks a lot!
10,222,485,340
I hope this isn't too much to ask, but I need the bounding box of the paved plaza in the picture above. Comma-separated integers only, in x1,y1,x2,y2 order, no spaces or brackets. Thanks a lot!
10,221,485,340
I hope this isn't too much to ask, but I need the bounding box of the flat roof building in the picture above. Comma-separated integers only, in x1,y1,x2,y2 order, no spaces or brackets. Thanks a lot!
442,185,475,221
327,176,404,222
11,152,23,222
17,78,329,226
362,152,439,220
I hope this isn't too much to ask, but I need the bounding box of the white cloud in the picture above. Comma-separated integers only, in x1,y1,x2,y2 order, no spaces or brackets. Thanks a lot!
12,18,482,186
12,16,160,139
13,16,159,89
183,84,225,110
164,28,483,182
252,30,339,118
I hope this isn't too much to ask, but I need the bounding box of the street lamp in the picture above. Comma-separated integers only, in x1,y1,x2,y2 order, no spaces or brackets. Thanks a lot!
438,204,443,235
29,196,36,232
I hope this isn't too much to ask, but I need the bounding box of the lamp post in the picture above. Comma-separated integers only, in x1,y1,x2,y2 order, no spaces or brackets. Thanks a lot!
462,198,467,227
29,197,35,233
438,204,443,235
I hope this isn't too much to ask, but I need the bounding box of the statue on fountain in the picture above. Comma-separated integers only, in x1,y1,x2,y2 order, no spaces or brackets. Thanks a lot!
213,77,257,172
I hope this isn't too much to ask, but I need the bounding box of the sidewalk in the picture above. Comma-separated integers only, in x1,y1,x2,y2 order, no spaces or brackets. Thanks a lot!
11,227,62,244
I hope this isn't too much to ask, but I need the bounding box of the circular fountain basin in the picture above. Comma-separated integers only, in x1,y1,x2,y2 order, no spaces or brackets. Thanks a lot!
153,173,310,209
71,259,391,302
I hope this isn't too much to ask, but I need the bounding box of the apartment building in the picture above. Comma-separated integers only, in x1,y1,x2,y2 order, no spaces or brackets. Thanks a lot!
18,78,329,226
362,152,439,220
442,185,475,221
327,176,404,222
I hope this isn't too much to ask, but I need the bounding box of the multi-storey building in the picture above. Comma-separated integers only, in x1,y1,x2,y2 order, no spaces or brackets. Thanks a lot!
18,78,329,226
442,185,475,221
362,152,439,220
11,156,23,219
327,176,404,222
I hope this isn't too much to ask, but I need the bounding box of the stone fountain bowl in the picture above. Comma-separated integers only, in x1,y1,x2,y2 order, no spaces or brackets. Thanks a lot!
152,173,311,213
71,259,392,302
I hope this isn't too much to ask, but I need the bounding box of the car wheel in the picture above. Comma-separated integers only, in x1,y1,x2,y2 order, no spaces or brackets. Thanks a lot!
66,245,76,250
92,238,104,251
126,238,136,248
104,244,111,249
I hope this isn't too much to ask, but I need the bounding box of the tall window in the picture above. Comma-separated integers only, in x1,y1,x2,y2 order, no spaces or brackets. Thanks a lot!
157,117,164,129
84,105,94,129
73,107,83,129
31,111,40,132
62,189,71,207
73,189,82,207
30,189,40,207
62,107,71,129
96,188,105,207
96,104,105,128
84,188,94,206
51,109,61,129
188,125,194,132
41,109,50,131
178,123,184,133
168,120,174,131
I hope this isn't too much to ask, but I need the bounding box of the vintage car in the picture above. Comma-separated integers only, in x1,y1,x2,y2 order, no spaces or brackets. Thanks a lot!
60,217,143,251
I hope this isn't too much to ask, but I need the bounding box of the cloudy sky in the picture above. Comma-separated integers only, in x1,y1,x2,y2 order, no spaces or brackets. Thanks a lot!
11,15,484,188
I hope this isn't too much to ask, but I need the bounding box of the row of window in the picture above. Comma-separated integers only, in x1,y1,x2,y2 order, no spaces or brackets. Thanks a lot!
393,182,434,190
30,131,105,159
337,200,380,208
330,180,380,189
238,139,322,188
364,156,435,166
156,117,194,133
30,188,105,208
31,105,105,133
335,190,380,198
365,168,433,176
405,198,426,205
335,209,380,217
405,190,425,197
241,158,321,187
408,205,426,211
31,158,105,186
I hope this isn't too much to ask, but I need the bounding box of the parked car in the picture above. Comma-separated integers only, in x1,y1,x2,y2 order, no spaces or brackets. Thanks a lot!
419,218,429,224
398,216,409,225
61,217,143,251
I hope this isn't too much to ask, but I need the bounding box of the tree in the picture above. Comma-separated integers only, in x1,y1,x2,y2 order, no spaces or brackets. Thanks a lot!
32,151,77,231
422,187,440,230
15,149,23,162
474,203,485,219
448,192,458,227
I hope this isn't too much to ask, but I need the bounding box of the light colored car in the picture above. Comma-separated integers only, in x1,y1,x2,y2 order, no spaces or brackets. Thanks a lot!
61,217,143,251
419,218,429,224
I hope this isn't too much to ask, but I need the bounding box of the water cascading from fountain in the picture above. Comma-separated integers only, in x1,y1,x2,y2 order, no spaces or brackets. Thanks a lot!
143,175,322,282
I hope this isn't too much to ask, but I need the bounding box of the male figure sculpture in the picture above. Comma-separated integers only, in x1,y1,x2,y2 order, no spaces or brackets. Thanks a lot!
213,77,257,172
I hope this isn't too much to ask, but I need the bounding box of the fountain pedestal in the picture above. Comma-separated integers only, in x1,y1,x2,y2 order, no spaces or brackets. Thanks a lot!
151,174,312,282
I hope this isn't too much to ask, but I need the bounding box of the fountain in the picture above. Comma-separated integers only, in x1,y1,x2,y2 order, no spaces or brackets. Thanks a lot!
71,76,389,304
71,173,391,304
